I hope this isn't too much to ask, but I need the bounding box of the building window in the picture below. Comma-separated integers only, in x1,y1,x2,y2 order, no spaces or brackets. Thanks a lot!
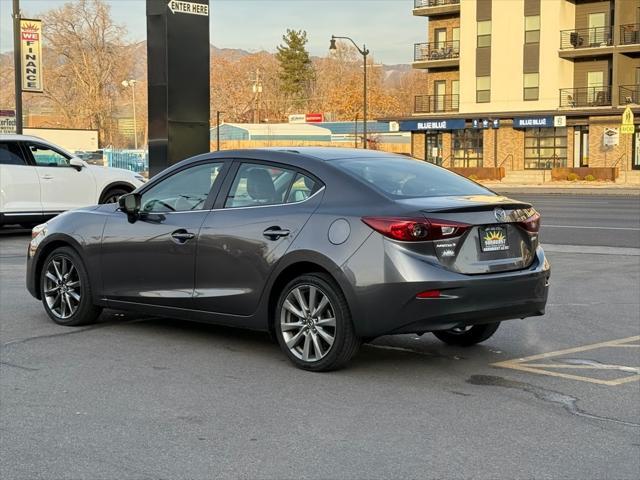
425,132,443,166
524,127,568,169
452,129,483,168
525,15,540,44
477,20,491,47
476,76,490,103
523,73,539,101
452,27,460,54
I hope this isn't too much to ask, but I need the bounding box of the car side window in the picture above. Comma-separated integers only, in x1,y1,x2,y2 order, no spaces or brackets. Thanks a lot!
140,162,223,213
286,173,317,203
28,143,71,167
225,163,296,208
0,142,26,165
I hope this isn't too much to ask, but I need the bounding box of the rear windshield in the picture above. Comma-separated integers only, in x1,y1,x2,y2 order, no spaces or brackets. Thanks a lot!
334,156,493,198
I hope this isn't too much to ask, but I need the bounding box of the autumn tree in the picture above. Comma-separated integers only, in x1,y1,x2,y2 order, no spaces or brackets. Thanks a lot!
275,29,314,109
40,0,134,145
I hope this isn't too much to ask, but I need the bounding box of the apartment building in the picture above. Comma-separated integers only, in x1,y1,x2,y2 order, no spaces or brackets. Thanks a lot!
394,0,640,182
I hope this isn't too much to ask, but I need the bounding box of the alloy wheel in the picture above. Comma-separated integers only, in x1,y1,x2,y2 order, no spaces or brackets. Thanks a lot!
44,255,81,319
280,285,336,362
103,193,121,203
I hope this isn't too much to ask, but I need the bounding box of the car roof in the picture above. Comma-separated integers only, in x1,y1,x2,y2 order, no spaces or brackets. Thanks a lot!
0,133,51,142
259,147,404,162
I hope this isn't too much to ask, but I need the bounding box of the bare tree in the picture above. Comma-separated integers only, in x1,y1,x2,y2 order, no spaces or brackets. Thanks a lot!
41,0,133,145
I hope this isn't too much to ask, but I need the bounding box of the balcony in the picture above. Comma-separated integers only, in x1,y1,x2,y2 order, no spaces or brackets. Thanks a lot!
414,94,459,113
559,86,611,108
619,85,640,105
559,26,613,58
413,41,460,70
620,24,640,45
413,0,460,17
619,24,640,56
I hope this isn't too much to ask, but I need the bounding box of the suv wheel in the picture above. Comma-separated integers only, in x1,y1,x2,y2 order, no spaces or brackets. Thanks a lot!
275,273,360,371
40,246,102,326
433,322,501,346
100,188,129,204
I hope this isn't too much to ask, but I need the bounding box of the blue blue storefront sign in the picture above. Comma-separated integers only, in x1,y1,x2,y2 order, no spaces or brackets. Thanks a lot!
399,119,466,131
514,116,554,128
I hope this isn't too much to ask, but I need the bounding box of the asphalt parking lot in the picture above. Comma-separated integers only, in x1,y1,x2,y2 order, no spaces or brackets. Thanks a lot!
1,194,639,480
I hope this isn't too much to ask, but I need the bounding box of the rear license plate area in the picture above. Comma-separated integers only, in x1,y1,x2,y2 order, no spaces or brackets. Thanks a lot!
479,226,509,252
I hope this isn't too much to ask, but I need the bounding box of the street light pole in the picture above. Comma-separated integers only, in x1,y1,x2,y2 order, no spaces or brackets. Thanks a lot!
12,0,22,134
122,79,137,149
330,35,370,149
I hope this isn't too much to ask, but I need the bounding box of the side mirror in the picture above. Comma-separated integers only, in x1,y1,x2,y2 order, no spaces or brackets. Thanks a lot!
118,192,141,223
69,158,85,171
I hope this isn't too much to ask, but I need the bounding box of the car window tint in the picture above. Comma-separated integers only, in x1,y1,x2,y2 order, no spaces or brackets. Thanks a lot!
0,142,26,165
29,143,70,167
334,156,492,198
286,173,316,203
225,163,295,208
141,162,223,213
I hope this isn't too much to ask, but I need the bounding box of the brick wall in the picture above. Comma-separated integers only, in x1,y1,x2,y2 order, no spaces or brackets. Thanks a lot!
427,16,460,44
412,132,425,160
587,116,631,169
425,71,460,96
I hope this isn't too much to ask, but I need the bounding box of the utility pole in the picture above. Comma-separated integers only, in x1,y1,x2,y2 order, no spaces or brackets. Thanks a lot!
12,0,22,134
121,80,138,149
250,69,263,123
216,110,223,151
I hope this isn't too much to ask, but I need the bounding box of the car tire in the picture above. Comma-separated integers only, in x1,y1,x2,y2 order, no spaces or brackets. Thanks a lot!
40,246,102,326
99,187,129,204
275,273,360,372
433,322,501,346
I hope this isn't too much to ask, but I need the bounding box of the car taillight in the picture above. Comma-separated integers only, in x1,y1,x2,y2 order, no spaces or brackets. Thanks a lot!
361,217,469,242
518,212,541,233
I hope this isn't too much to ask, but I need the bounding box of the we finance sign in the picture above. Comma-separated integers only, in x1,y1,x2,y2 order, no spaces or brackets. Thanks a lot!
20,19,43,92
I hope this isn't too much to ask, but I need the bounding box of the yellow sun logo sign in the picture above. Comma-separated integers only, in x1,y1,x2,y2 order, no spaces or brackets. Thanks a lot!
484,230,505,242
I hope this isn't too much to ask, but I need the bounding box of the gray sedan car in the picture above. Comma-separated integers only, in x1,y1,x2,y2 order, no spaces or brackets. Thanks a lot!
27,148,550,371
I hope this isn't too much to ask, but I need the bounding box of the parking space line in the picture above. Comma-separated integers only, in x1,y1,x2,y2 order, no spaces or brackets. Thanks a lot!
492,336,640,386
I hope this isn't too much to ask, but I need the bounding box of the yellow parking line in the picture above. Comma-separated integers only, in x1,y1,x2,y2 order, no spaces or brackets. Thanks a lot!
523,363,639,373
492,336,640,386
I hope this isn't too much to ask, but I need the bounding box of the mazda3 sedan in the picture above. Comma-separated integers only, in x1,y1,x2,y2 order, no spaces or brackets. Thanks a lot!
27,148,550,371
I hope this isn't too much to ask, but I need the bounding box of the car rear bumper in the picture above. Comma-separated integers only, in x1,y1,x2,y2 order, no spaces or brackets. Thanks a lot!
343,238,550,337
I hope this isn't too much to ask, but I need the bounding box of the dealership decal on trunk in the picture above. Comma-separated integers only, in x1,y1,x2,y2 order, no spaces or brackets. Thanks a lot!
480,226,509,252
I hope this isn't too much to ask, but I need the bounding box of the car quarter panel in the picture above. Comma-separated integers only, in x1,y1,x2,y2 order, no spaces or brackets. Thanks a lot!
341,232,550,337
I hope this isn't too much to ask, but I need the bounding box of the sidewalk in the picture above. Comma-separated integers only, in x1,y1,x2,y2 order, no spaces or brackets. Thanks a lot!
480,182,640,196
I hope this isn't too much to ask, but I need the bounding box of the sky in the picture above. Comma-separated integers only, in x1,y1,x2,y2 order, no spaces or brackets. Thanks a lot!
0,0,424,64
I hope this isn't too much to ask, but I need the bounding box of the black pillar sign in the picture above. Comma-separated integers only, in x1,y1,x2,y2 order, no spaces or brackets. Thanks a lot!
146,0,210,177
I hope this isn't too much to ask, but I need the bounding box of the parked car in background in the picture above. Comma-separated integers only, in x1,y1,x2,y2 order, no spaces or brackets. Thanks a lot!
0,134,145,227
74,150,104,166
26,148,550,371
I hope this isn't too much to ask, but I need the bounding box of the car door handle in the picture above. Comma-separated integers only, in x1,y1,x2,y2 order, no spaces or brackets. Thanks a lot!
263,227,290,240
171,229,195,243
41,175,53,180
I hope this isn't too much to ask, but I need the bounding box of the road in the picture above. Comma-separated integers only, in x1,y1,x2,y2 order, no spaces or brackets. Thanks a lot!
501,193,640,248
1,193,639,480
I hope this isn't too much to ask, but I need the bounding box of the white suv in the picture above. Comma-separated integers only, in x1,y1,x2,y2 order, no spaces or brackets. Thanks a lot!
0,134,145,227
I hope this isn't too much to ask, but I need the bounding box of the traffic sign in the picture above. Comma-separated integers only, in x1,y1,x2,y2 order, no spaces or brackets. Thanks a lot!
167,0,209,16
621,106,635,134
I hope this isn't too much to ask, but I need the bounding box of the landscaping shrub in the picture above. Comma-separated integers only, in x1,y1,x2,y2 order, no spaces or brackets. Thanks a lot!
567,173,579,181
585,174,596,182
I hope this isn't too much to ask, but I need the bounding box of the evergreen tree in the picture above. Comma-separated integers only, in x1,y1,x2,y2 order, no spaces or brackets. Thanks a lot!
275,29,314,107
